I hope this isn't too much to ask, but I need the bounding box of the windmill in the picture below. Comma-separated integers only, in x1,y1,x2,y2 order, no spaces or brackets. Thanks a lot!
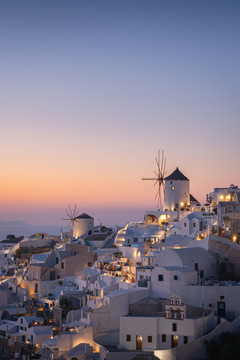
62,204,79,239
142,150,167,209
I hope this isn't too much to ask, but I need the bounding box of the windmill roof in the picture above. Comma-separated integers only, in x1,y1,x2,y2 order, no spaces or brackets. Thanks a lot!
75,213,93,219
190,194,199,203
165,167,189,181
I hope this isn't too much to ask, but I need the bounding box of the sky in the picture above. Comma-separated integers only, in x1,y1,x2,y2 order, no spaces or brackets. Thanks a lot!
0,0,240,228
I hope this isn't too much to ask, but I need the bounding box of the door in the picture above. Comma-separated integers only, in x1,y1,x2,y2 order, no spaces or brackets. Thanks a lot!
171,335,178,348
50,271,55,280
136,335,142,350
217,301,226,317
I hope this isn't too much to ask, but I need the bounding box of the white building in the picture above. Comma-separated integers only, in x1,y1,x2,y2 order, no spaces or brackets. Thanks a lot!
168,212,216,238
119,295,214,351
207,185,240,208
150,247,217,299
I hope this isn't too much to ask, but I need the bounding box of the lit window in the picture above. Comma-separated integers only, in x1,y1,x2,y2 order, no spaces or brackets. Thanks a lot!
171,186,175,190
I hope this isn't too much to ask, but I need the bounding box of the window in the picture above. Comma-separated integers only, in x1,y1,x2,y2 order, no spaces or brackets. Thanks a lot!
148,336,152,343
31,335,33,343
194,263,198,271
133,237,138,243
61,262,64,269
174,275,178,280
184,336,188,344
162,334,166,342
21,318,23,324
88,262,92,267
171,186,175,190
172,323,177,332
193,223,196,228
184,222,186,227
158,274,164,281
126,334,131,342
220,295,224,300
200,270,204,279
35,283,38,293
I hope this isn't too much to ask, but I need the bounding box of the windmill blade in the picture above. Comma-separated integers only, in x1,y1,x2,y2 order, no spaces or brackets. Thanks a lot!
159,185,162,209
161,150,164,175
142,150,167,209
142,177,158,181
69,205,73,219
73,204,80,219
163,158,167,178
66,209,72,220
67,220,72,231
155,184,161,209
73,204,77,218
75,207,80,218
156,152,160,175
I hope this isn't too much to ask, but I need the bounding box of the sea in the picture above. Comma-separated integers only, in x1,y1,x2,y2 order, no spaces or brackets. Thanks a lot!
0,221,61,242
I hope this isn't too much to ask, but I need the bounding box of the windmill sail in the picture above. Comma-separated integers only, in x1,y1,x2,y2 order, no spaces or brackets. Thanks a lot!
142,150,167,209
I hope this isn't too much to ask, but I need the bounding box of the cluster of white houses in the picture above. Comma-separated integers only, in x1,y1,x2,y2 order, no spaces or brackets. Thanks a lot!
1,167,240,359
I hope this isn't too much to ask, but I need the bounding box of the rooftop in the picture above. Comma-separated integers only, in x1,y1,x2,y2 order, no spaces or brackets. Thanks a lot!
165,167,189,181
75,213,93,219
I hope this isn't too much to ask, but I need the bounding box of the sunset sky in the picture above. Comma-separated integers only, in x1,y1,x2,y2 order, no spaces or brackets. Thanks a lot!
1,0,240,227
